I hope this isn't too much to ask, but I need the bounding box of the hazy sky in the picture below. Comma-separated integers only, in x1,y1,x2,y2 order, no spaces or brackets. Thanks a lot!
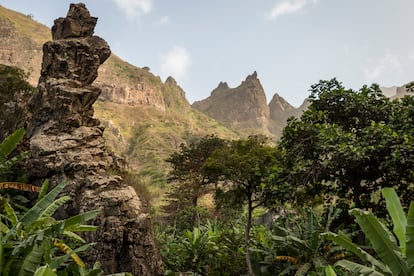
1,0,414,106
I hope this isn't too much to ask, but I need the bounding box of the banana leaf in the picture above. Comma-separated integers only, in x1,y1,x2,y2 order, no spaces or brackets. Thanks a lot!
33,265,57,276
324,265,337,276
0,128,25,162
20,181,67,228
335,259,386,276
406,202,414,270
382,187,406,255
39,196,70,219
17,242,44,276
350,208,411,276
323,231,390,273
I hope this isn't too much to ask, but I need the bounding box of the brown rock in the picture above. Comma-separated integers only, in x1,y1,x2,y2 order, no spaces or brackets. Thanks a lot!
52,3,97,40
25,4,163,275
192,71,271,135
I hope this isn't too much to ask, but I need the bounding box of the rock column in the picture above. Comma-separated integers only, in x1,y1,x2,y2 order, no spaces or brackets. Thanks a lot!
25,4,163,275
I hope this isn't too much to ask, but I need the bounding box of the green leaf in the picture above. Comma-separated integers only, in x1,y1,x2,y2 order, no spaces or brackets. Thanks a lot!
0,128,25,162
1,198,18,226
39,196,70,219
61,209,99,230
323,231,389,273
49,243,90,269
20,181,68,228
37,180,50,201
33,266,57,276
17,243,44,276
324,265,337,276
335,259,385,275
350,208,411,275
62,230,86,243
406,202,414,269
0,220,10,233
382,187,407,255
295,262,311,276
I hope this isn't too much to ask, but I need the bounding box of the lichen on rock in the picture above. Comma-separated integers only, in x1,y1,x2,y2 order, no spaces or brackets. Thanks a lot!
25,3,163,275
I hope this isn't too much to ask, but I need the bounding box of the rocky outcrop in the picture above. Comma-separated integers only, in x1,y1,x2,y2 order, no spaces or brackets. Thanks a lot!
0,5,183,112
268,93,296,135
192,71,271,135
24,4,163,275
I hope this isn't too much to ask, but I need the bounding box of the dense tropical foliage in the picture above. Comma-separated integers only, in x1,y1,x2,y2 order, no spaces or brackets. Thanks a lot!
3,65,414,275
158,79,414,275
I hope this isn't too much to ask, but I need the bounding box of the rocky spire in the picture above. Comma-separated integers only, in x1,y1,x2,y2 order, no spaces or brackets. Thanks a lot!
25,4,163,275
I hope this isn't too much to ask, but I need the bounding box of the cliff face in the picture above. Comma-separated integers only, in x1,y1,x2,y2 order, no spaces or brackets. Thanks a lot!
193,71,271,135
192,72,302,137
24,4,163,275
0,5,189,112
268,93,296,135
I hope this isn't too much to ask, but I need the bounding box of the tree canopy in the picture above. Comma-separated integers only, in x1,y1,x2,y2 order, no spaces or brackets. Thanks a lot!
274,78,414,211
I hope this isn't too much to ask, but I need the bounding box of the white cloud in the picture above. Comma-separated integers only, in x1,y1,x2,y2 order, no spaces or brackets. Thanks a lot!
156,16,170,26
160,47,191,80
113,0,152,18
364,54,402,82
267,0,319,20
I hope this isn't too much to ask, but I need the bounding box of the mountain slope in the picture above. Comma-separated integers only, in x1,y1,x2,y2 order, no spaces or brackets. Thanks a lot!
193,71,271,136
0,4,238,205
192,71,305,138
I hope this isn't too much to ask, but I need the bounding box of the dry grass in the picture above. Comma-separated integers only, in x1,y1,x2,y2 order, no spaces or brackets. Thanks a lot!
0,5,51,45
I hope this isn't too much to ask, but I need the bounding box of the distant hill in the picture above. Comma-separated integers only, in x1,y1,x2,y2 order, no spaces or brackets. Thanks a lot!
3,4,411,205
0,4,238,205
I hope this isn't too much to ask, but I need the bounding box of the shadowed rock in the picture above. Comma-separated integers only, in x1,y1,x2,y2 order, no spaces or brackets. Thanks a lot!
25,3,163,275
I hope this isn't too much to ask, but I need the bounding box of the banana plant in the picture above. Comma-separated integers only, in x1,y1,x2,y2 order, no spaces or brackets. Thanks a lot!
0,180,99,276
325,187,414,275
0,128,29,181
252,206,345,275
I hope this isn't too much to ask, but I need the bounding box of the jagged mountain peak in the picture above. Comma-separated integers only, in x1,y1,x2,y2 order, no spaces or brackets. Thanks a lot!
244,70,258,81
215,81,230,90
193,71,270,135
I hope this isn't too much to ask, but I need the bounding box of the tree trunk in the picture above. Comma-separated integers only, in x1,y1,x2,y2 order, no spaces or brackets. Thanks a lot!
245,195,255,276
192,185,199,227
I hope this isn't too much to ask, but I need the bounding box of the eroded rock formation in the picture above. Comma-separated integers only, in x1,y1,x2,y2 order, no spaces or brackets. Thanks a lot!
25,4,163,275
192,71,271,135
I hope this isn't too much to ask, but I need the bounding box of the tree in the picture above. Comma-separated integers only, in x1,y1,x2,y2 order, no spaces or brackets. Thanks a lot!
0,65,34,141
274,78,414,212
202,135,278,276
164,135,226,230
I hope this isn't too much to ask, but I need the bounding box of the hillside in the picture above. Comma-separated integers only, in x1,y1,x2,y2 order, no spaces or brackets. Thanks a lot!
0,4,238,206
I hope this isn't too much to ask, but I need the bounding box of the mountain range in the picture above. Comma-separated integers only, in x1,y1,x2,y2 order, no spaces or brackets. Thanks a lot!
0,4,411,204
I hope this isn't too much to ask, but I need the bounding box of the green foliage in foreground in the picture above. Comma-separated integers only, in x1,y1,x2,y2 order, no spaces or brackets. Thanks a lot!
252,206,345,275
0,180,100,276
158,220,246,276
0,128,29,181
326,188,414,275
0,130,132,276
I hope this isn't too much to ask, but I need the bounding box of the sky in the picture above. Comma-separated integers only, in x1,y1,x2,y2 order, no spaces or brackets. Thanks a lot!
1,0,414,107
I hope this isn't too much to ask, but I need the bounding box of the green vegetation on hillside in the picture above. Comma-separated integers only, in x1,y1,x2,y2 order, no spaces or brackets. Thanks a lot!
94,101,238,208
158,79,414,275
